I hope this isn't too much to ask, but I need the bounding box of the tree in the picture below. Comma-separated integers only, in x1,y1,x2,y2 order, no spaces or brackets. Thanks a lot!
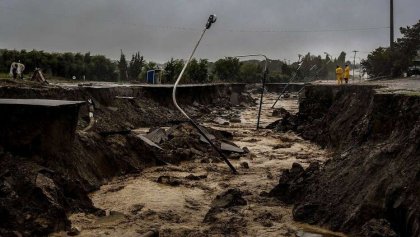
138,61,158,81
0,49,117,81
361,47,392,77
187,58,208,83
128,52,144,80
213,57,241,82
118,50,128,81
362,20,420,78
281,63,292,77
163,58,184,83
337,51,346,66
239,63,262,83
391,20,420,76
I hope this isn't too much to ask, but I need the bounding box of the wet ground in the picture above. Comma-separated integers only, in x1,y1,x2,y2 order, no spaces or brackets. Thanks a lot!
52,93,345,237
314,77,420,94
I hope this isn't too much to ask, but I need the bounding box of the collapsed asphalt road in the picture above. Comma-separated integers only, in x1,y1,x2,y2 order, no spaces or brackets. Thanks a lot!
3,80,417,237
52,92,343,237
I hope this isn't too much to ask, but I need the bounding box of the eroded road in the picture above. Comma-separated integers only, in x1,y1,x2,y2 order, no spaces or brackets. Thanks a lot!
55,93,343,237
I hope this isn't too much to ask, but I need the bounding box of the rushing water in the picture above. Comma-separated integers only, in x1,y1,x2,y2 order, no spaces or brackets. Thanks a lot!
52,92,345,237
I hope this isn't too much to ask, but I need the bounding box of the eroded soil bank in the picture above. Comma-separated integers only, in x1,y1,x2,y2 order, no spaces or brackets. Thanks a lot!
270,84,419,237
0,81,252,236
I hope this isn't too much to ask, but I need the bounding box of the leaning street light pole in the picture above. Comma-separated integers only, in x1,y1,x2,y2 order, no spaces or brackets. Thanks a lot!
172,15,238,175
234,54,269,130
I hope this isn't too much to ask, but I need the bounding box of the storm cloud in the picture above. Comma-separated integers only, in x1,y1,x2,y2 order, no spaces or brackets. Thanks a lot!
0,0,419,62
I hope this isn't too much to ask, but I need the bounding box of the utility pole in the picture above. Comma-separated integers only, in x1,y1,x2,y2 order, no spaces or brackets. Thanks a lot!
353,50,358,81
390,0,394,49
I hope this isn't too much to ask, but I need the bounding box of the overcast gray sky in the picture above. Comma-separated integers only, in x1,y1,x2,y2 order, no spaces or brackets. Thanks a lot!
0,0,419,63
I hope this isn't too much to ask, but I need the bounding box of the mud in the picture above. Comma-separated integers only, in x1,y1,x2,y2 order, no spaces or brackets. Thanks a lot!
0,81,254,236
50,92,335,237
270,85,420,237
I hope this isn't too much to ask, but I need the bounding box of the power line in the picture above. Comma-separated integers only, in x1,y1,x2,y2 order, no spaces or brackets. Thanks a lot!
221,26,389,33
0,5,389,34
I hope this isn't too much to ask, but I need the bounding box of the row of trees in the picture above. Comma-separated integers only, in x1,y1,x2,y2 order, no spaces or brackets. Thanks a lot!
361,20,420,77
1,47,352,83
4,20,418,82
0,49,117,81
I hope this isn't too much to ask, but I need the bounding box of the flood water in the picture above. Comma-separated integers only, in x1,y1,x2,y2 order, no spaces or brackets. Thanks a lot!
52,92,345,237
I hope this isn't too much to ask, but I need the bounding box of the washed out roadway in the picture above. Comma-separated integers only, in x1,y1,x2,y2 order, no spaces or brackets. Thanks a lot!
52,92,346,237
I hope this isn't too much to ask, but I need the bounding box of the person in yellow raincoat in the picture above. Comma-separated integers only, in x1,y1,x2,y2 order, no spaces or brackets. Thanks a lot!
335,65,343,84
344,64,351,84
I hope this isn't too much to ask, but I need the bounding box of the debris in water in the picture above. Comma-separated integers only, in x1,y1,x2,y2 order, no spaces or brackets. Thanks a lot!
204,188,247,223
136,134,163,150
220,142,244,153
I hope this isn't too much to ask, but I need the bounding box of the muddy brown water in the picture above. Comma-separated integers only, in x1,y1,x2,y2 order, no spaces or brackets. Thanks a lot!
52,93,345,237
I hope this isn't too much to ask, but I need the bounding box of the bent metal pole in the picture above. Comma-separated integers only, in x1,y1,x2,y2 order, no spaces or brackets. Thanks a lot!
172,15,238,175
271,60,303,108
234,54,268,130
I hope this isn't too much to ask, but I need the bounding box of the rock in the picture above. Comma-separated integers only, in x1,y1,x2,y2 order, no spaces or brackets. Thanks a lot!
229,118,241,123
67,226,81,236
146,128,168,144
190,148,203,156
272,142,293,149
240,162,249,169
290,162,305,175
214,117,229,125
229,153,241,160
272,107,290,117
193,101,200,107
243,138,260,142
174,148,193,160
269,162,320,204
210,188,247,209
129,204,145,215
204,188,247,222
293,203,319,224
35,173,58,205
360,219,398,237
265,119,281,129
156,175,182,186
185,174,208,180
254,211,282,227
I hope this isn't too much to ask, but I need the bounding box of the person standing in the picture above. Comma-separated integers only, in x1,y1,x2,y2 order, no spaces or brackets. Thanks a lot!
344,64,351,84
11,63,18,79
335,65,343,84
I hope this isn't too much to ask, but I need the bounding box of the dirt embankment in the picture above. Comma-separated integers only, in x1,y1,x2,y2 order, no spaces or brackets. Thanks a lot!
0,80,248,132
270,85,420,237
0,81,252,236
